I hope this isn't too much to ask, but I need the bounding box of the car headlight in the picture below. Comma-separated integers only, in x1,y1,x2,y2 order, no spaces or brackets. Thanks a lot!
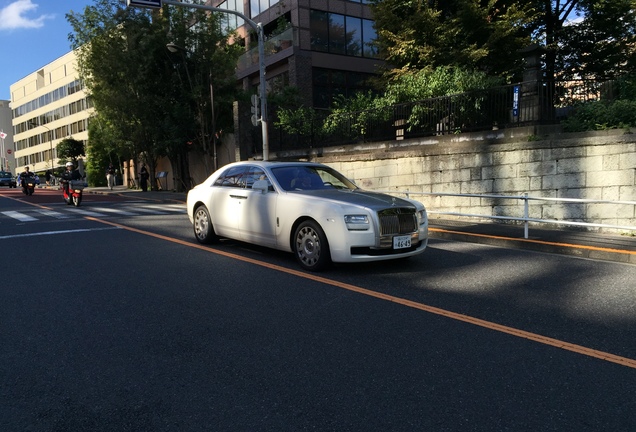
344,214,370,231
417,209,427,226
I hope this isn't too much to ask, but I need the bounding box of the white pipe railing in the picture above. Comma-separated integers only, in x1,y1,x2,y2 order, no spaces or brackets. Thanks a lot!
380,191,636,239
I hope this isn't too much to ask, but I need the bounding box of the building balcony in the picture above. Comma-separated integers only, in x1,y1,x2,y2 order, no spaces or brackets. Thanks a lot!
237,27,294,73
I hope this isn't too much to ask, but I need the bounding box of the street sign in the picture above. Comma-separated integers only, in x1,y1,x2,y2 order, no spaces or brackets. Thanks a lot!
512,85,520,117
126,0,162,8
0,132,6,139
7,149,12,155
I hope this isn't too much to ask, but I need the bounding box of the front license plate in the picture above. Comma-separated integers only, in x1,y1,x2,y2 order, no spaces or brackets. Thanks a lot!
393,235,411,249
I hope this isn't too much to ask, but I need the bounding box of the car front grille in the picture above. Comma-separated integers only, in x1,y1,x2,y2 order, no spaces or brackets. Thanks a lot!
377,207,419,249
378,208,417,235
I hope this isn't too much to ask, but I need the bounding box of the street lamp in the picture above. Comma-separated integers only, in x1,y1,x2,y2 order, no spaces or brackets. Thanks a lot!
167,42,218,172
28,121,53,172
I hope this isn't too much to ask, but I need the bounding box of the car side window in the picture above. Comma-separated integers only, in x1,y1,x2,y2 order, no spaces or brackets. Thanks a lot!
214,166,247,188
271,167,297,191
245,166,272,190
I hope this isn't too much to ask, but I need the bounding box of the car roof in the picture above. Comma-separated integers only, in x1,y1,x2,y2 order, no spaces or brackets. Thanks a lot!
225,161,325,169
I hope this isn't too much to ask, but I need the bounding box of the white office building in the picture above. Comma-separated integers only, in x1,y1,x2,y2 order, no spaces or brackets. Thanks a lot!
10,50,93,175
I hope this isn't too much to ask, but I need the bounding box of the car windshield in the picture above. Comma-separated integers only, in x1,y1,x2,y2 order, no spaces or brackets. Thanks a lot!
271,166,358,192
0,172,11,178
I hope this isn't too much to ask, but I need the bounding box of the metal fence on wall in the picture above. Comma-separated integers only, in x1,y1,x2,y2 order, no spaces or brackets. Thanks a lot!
392,190,636,239
267,79,620,152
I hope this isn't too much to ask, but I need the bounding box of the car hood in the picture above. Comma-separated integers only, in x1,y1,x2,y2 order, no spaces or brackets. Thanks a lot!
291,189,417,210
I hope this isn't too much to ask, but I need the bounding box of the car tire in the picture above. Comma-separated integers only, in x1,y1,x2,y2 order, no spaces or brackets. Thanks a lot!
193,205,218,244
293,220,331,271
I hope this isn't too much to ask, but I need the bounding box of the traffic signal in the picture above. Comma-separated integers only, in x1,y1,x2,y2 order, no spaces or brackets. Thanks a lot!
251,94,260,126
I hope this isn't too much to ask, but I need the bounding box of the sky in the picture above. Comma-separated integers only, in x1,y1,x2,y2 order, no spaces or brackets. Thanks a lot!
0,0,97,101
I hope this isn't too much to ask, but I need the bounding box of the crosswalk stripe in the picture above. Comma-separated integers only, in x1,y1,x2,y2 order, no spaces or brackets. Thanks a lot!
65,209,107,217
90,207,138,216
1,211,38,222
35,209,71,219
0,205,186,222
131,207,169,215
163,204,187,212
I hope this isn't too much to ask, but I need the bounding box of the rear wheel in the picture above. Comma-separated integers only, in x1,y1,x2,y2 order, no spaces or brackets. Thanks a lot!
193,206,217,244
293,220,331,271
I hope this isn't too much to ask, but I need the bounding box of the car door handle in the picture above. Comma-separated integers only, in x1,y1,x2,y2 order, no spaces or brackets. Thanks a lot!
230,194,248,200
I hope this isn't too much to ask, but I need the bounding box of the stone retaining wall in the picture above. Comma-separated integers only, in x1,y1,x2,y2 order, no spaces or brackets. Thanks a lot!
275,129,636,232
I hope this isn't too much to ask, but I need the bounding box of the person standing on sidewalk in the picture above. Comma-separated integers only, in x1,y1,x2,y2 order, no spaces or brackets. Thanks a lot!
106,163,115,190
139,164,149,192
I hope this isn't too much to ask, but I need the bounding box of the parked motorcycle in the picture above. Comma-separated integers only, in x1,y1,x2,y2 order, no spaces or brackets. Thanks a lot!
61,179,85,207
22,176,36,196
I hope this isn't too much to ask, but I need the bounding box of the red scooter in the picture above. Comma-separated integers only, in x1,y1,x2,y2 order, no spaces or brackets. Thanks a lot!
61,180,84,207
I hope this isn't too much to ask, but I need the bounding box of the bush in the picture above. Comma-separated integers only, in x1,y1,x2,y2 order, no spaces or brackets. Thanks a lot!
562,99,636,132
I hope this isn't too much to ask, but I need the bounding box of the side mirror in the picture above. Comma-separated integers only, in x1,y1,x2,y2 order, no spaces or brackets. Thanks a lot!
252,179,269,194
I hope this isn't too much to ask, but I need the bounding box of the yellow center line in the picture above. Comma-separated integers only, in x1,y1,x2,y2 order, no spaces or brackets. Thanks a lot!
86,216,636,370
430,227,636,256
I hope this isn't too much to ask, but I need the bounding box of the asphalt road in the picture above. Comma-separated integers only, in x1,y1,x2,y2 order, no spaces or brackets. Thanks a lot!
1,187,635,431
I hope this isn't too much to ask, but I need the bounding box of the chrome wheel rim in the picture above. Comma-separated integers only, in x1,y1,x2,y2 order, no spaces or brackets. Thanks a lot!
296,225,321,267
194,209,209,240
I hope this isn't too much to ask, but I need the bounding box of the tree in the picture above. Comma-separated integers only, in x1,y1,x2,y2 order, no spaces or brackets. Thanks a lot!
555,0,636,80
55,137,86,165
85,113,130,187
369,0,537,81
371,0,636,85
67,0,242,191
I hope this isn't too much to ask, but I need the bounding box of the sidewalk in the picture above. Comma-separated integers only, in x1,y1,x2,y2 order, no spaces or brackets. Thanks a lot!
85,185,187,203
83,185,636,265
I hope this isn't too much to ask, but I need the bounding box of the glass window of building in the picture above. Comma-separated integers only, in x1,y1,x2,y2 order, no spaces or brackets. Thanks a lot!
310,10,329,52
345,16,362,56
218,0,244,32
250,0,279,18
312,68,376,108
310,11,378,59
329,14,346,55
362,19,378,58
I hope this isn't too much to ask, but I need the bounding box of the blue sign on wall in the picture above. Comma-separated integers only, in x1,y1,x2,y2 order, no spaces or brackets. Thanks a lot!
126,0,162,8
512,85,520,117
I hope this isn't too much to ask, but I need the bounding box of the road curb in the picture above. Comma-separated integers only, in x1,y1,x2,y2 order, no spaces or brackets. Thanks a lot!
429,228,636,265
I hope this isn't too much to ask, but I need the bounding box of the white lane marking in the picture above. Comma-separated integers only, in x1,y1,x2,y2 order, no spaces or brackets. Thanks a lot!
66,208,107,217
2,211,38,222
163,204,186,212
131,207,169,215
0,227,121,240
89,207,138,216
134,204,186,214
36,209,72,219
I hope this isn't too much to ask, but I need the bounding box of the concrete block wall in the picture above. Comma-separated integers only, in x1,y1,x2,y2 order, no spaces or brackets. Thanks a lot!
301,129,636,232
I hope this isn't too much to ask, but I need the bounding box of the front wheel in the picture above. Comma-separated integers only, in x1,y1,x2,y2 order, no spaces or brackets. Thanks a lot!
193,206,217,244
293,220,331,271
72,194,82,207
